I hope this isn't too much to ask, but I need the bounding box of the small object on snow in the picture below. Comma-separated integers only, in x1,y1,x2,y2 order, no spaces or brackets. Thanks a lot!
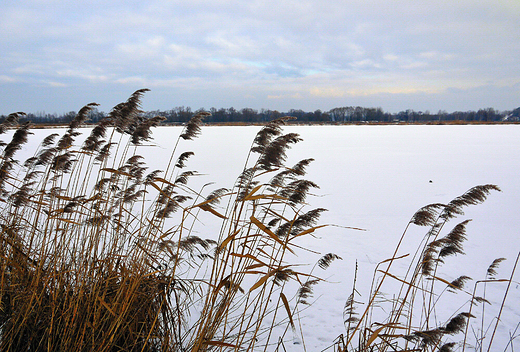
429,180,433,183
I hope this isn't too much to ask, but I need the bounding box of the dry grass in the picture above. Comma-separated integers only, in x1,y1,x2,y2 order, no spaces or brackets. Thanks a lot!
0,90,517,351
331,185,519,352
0,90,341,351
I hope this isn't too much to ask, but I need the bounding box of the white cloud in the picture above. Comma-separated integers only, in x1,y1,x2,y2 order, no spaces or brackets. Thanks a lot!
12,64,46,75
419,51,455,61
0,75,16,83
55,68,110,82
267,92,303,100
309,88,346,98
47,81,68,87
114,76,148,85
1,0,519,114
383,54,399,62
350,59,381,70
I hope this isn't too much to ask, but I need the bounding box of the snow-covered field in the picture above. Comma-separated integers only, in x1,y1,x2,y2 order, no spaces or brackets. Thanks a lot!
11,124,520,350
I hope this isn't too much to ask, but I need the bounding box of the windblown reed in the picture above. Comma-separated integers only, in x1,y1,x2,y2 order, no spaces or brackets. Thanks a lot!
332,185,519,352
0,90,515,352
0,90,337,351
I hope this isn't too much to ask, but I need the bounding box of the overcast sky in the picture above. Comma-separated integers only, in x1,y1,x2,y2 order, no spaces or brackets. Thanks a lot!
1,0,519,115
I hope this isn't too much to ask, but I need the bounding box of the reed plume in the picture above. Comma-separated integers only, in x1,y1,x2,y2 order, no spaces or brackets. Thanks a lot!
487,257,506,278
441,184,501,219
179,111,208,140
318,253,343,270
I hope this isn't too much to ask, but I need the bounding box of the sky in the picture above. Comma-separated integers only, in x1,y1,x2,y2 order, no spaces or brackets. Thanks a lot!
1,0,519,115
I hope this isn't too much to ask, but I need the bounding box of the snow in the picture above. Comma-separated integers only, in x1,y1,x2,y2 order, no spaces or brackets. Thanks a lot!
7,124,520,350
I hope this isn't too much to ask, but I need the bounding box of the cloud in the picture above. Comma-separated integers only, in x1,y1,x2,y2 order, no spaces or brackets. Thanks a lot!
47,81,68,87
418,51,455,61
267,93,303,100
0,75,16,83
116,36,167,60
1,0,519,114
114,76,148,85
55,68,110,83
309,88,346,98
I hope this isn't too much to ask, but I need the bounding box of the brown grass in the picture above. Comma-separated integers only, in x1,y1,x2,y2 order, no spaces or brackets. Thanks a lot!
0,90,516,352
331,185,519,352
0,90,343,351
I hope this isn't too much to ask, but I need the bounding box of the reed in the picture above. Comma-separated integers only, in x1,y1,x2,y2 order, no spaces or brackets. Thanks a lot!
0,90,516,352
332,185,519,352
0,90,339,351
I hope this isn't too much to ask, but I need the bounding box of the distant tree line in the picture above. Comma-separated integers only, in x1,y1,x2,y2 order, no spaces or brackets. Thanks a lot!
3,106,520,125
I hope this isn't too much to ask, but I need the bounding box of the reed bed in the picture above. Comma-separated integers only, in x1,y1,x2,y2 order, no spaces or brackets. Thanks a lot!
0,90,516,351
0,90,342,351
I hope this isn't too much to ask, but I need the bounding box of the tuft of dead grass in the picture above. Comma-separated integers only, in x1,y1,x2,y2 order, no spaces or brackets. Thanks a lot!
0,90,339,351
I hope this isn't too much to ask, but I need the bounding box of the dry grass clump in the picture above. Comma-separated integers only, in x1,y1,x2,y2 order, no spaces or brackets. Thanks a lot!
0,91,338,351
332,185,519,352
